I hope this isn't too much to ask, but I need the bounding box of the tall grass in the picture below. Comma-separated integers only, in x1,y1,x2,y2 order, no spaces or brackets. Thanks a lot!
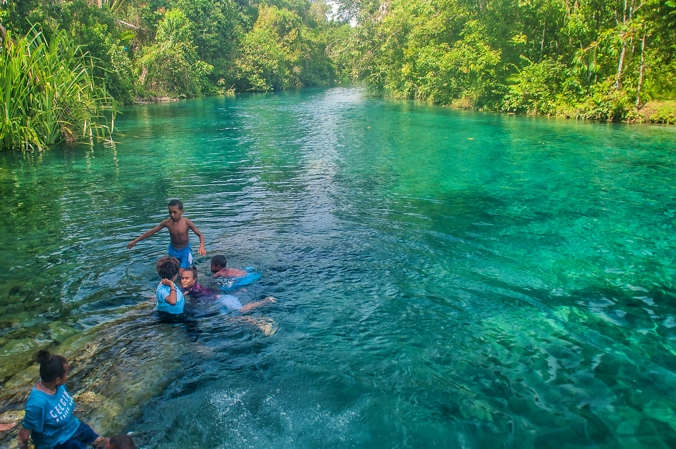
0,28,114,151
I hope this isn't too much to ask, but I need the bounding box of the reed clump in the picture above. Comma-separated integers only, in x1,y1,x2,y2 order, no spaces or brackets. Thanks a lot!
0,28,114,151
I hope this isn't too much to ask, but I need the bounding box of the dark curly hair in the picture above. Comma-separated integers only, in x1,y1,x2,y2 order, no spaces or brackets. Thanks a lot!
109,434,136,449
36,350,68,382
156,256,180,279
211,255,227,268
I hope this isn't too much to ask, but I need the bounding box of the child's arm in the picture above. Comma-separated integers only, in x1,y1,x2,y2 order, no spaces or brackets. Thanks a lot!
17,426,31,449
186,219,207,256
160,278,179,305
93,437,109,448
127,220,168,249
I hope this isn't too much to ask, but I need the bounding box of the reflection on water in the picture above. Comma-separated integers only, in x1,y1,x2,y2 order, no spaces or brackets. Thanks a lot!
1,88,676,448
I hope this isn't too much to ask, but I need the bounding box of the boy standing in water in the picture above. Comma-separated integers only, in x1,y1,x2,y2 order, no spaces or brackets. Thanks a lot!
128,199,206,272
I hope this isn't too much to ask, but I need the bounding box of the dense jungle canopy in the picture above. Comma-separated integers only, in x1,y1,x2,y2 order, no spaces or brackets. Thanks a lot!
1,0,675,149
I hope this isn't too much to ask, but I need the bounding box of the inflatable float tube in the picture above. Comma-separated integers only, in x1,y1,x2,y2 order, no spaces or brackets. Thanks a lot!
218,266,261,292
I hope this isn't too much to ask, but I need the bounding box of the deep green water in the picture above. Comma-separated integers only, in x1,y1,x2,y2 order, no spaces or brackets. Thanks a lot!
2,87,676,448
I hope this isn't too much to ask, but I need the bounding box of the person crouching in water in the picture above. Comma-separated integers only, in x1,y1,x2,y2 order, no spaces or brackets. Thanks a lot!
155,257,201,340
18,350,108,449
181,267,275,313
106,434,135,449
210,255,248,278
155,256,186,316
180,268,218,300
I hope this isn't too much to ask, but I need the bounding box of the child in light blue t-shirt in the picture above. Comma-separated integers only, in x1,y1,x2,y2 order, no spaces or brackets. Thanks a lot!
18,350,108,449
155,256,185,315
154,257,202,340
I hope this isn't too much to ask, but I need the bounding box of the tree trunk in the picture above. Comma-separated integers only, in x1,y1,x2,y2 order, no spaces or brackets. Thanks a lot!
615,0,628,90
636,31,646,108
540,20,546,61
0,22,17,46
615,44,626,89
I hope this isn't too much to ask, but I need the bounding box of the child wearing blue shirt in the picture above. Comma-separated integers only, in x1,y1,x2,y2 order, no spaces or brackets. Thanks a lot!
155,256,185,315
154,257,201,340
18,350,108,449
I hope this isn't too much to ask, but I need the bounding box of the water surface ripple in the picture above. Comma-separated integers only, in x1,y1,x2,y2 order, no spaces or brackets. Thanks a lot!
1,88,676,448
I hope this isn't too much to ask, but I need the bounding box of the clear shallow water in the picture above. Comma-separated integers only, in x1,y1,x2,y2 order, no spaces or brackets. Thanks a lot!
1,88,676,448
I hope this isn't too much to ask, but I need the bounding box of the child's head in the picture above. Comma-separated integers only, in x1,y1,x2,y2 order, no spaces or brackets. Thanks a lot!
168,199,183,222
36,350,68,384
156,256,180,280
106,434,136,449
180,268,198,289
211,255,227,273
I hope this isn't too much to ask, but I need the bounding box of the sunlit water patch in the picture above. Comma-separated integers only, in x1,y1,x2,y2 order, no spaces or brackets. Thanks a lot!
1,88,676,448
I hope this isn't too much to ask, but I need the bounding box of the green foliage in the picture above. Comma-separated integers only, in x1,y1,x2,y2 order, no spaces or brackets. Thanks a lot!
323,22,359,79
356,0,501,106
58,1,136,103
650,103,676,124
172,0,243,88
2,0,339,104
139,9,213,97
3,0,674,129
575,79,633,121
332,0,676,121
503,57,566,115
0,0,61,37
236,5,302,91
236,4,334,91
0,28,114,151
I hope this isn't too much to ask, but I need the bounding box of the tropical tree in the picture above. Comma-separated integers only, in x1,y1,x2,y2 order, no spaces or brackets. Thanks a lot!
138,8,213,97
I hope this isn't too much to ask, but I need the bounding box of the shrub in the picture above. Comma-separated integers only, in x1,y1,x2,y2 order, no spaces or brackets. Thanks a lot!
0,28,114,151
503,57,565,115
650,103,676,124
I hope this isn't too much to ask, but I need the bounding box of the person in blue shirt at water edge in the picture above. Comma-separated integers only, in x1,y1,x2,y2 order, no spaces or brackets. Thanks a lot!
127,199,206,274
17,350,108,449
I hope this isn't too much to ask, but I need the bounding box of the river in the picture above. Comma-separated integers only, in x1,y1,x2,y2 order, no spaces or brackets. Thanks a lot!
1,87,676,448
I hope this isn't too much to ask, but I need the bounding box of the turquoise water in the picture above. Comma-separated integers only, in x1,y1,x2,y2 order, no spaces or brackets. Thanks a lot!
2,87,676,448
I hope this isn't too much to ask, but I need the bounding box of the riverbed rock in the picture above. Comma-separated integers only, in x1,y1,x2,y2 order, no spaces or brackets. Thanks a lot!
48,321,78,343
0,410,24,427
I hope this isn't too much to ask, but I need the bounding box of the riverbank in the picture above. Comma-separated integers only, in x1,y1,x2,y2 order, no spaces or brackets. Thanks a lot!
132,86,676,126
638,100,676,124
449,97,676,125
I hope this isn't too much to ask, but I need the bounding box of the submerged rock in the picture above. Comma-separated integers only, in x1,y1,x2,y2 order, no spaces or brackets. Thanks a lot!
0,303,195,438
0,410,24,427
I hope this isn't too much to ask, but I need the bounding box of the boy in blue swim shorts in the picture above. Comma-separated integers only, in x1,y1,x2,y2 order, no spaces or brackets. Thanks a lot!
127,199,206,273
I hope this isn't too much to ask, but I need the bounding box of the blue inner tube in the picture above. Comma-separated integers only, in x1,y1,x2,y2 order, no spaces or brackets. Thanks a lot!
217,267,261,292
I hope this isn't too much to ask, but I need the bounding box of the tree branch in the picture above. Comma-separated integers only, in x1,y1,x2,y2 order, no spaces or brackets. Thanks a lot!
116,19,143,30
